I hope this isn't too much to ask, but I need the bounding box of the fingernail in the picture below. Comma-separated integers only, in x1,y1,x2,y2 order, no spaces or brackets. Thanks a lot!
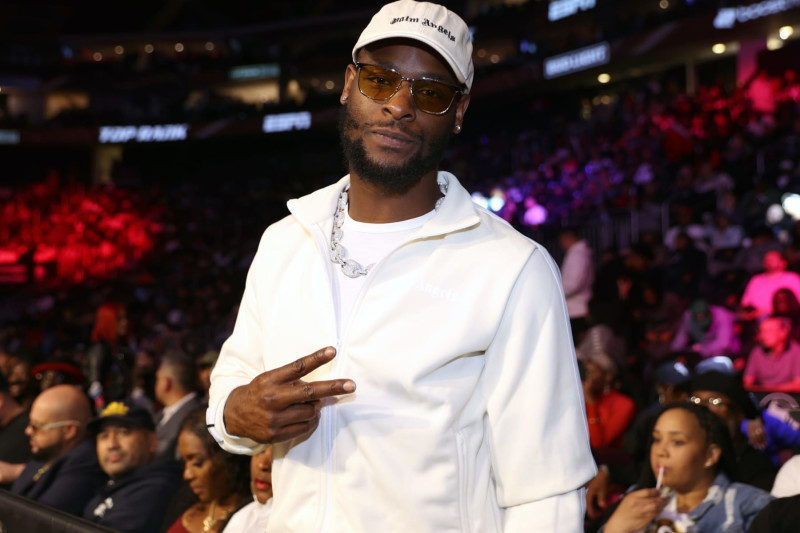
343,381,356,393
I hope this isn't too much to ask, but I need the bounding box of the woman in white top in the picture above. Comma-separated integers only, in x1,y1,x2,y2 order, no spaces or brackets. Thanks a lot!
222,445,273,532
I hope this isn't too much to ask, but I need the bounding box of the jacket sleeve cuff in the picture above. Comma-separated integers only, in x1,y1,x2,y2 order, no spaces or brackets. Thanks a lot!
207,392,268,455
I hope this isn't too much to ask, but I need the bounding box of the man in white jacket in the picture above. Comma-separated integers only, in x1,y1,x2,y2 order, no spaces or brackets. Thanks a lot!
206,1,596,531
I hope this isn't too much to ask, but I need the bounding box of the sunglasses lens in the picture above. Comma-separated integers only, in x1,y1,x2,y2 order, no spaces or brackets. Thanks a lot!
358,65,402,99
357,64,458,114
412,79,456,114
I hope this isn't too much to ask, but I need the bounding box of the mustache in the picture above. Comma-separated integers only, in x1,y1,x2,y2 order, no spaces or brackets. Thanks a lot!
341,108,423,142
365,120,423,140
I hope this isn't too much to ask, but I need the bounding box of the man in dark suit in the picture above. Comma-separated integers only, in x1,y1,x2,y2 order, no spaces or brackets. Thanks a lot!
153,352,206,461
11,384,107,516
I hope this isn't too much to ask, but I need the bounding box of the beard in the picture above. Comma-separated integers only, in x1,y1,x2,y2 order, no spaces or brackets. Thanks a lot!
31,441,61,462
338,105,452,195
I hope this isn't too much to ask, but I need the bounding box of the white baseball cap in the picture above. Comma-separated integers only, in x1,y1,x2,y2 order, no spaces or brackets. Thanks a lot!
352,0,474,92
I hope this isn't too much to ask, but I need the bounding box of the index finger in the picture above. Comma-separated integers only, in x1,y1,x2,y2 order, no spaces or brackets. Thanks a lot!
287,378,356,403
271,347,338,383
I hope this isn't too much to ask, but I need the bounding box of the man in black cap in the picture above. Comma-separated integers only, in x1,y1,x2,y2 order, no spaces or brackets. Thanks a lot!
83,401,182,533
689,370,777,491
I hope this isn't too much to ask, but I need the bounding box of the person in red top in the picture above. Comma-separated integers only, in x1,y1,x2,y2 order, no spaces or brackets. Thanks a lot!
581,351,637,451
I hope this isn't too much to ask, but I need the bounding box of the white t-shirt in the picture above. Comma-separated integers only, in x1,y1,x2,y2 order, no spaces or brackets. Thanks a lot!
634,496,695,533
772,454,800,497
335,209,435,334
222,498,271,532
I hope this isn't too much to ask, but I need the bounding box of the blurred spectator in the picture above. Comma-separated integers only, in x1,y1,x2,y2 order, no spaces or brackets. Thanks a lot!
86,302,135,409
7,356,37,409
0,371,30,488
733,227,783,276
689,370,777,491
671,298,740,358
221,445,272,532
31,359,85,392
747,69,778,115
11,384,107,515
576,321,627,374
772,288,800,343
664,231,708,300
580,352,636,453
83,401,182,532
739,179,781,233
558,226,594,344
784,220,800,272
0,348,14,377
694,355,738,376
707,211,744,277
637,278,684,369
771,454,800,498
693,162,734,209
558,227,594,344
196,350,219,400
739,251,800,321
638,230,669,269
166,409,250,533
743,316,800,393
154,352,206,462
746,493,800,533
707,211,744,253
741,405,800,469
129,349,157,416
663,206,707,252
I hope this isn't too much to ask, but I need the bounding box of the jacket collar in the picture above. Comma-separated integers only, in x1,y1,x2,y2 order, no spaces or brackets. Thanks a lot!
688,472,731,520
287,172,481,239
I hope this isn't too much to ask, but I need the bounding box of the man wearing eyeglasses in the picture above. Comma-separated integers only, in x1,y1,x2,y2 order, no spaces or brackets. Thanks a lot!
689,370,778,492
207,1,595,531
10,384,107,516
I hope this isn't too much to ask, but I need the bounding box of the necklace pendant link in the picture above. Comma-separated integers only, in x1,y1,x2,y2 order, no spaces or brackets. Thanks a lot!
342,259,364,278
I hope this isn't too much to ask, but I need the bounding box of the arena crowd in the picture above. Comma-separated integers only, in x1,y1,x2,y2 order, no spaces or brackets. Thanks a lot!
1,59,800,532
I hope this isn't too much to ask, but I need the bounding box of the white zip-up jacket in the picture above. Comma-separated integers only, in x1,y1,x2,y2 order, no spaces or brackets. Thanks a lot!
208,172,596,532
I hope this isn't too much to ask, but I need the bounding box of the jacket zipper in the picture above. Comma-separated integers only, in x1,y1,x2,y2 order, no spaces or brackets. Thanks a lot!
294,188,480,532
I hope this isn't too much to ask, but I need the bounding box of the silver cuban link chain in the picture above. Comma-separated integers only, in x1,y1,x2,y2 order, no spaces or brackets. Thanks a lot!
330,176,448,278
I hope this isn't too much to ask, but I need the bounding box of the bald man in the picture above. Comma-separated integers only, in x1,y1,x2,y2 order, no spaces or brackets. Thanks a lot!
10,384,107,516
